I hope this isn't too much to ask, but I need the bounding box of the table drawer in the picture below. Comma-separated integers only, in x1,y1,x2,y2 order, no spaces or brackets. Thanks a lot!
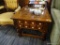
18,20,24,28
18,20,30,28
23,21,29,28
29,21,36,29
36,22,48,33
37,22,42,30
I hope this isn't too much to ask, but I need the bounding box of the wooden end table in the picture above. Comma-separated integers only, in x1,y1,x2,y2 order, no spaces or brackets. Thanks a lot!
11,8,52,40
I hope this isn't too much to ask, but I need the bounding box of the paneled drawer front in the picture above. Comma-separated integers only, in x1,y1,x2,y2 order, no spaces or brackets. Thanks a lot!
30,21,37,29
37,22,47,33
23,21,29,28
18,20,30,28
36,22,47,33
37,22,42,30
36,22,44,32
18,20,24,28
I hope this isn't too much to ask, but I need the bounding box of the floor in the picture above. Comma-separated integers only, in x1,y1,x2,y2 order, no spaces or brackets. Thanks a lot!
0,25,50,45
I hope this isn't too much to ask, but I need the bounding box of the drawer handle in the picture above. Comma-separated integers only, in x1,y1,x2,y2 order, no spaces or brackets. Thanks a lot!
39,23,41,25
38,27,41,29
19,21,21,23
25,21,27,24
32,22,34,25
19,25,21,27
25,26,28,28
32,27,34,29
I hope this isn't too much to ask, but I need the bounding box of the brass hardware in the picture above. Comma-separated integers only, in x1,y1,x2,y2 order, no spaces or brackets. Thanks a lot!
19,25,21,27
32,27,34,29
39,23,41,25
38,27,41,29
32,22,34,24
19,21,21,23
25,21,27,24
25,26,28,28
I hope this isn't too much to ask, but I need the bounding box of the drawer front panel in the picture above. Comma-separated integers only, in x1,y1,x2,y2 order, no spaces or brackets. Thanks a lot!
36,22,48,33
36,22,42,30
18,20,24,28
16,20,48,33
29,21,37,29
23,21,30,28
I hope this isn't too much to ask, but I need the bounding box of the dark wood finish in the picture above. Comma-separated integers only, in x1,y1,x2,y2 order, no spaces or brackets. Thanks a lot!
11,7,52,39
46,0,52,13
47,0,51,4
19,0,29,7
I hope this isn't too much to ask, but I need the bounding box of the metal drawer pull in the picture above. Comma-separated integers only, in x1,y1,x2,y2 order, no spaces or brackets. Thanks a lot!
39,23,41,25
19,21,21,23
32,27,34,29
19,25,21,27
25,21,27,24
25,26,28,28
32,22,34,24
38,27,41,29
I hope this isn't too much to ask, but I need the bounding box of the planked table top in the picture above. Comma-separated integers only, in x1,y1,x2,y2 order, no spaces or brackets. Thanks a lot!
11,7,52,22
